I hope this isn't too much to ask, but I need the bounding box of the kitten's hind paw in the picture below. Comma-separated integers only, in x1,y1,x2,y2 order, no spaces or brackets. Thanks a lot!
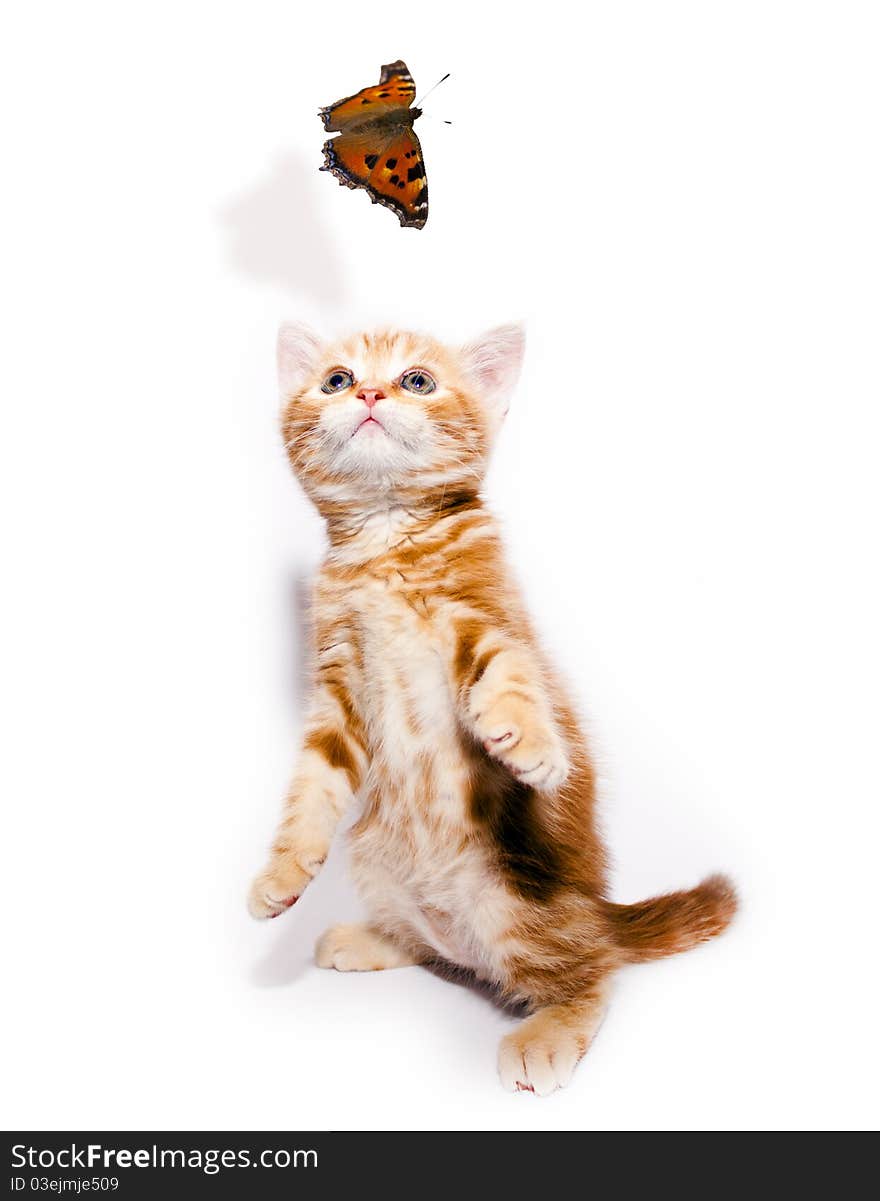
498,993,608,1096
315,923,419,971
498,1025,581,1096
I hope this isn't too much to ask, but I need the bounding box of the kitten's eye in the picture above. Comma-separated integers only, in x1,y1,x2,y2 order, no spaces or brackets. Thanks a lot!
400,368,436,395
321,368,355,394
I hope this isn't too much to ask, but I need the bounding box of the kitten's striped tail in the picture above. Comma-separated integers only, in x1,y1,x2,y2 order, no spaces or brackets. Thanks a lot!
603,873,738,964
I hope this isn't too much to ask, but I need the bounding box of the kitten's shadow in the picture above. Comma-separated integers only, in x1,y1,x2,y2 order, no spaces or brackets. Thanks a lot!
254,896,527,1016
422,961,529,1017
220,150,345,304
289,568,313,712
250,566,333,989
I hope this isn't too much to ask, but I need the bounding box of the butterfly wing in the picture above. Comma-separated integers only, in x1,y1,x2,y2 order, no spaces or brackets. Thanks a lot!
321,123,429,229
319,60,416,132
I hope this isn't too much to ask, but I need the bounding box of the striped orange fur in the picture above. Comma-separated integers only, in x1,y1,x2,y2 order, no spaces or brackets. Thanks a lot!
248,322,737,1094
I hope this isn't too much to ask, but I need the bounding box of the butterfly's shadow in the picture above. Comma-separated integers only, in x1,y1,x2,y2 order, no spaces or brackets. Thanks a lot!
220,150,346,307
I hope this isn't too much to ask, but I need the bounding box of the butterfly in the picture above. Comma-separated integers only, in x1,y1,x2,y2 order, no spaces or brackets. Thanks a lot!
319,60,429,230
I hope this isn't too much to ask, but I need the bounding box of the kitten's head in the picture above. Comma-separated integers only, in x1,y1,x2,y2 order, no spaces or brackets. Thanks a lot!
277,323,524,513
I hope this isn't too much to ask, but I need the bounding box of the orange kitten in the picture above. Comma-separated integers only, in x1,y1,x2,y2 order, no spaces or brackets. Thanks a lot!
249,322,737,1095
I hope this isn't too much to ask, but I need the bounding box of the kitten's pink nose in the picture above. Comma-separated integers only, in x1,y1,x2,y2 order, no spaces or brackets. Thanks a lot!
357,388,386,410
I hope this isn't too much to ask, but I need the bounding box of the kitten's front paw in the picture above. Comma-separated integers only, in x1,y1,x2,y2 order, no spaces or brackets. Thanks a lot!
247,850,324,920
474,694,569,792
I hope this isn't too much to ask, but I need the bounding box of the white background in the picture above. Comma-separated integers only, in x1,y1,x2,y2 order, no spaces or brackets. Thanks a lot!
2,1,878,1131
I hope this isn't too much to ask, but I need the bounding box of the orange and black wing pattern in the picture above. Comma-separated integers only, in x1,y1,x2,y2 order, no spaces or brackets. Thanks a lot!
318,61,428,230
319,60,416,132
322,125,428,229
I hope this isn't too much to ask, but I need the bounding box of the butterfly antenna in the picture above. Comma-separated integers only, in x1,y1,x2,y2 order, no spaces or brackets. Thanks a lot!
415,72,450,108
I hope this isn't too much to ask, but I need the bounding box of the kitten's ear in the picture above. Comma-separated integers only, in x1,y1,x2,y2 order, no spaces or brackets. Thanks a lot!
277,322,323,398
461,324,525,432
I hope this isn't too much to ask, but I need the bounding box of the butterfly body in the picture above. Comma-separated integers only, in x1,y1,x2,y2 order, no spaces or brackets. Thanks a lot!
319,61,429,229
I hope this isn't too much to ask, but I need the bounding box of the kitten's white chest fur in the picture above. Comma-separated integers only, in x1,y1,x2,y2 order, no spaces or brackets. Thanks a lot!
355,572,457,771
346,575,513,974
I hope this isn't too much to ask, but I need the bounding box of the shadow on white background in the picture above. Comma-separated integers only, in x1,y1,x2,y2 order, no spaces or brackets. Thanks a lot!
221,151,346,307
